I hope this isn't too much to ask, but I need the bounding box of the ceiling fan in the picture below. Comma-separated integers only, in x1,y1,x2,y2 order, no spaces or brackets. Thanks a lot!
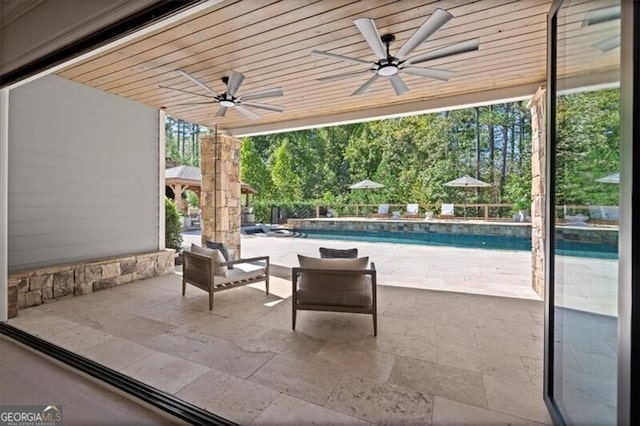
311,8,479,96
160,70,284,120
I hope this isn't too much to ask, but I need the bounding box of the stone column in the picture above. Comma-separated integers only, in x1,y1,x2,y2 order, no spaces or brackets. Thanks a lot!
200,133,241,256
528,86,546,298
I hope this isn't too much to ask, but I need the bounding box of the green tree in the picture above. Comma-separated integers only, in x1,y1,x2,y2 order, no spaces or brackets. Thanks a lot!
556,89,620,206
240,138,273,198
270,141,304,200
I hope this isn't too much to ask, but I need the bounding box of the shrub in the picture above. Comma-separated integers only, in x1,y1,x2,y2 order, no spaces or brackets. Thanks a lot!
165,197,183,251
185,190,199,208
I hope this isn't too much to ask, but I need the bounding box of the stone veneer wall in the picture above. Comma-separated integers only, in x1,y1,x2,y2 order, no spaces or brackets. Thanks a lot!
7,250,174,318
200,134,241,256
529,86,546,298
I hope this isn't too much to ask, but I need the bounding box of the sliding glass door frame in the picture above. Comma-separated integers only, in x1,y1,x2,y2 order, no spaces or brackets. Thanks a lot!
545,0,639,424
544,1,560,423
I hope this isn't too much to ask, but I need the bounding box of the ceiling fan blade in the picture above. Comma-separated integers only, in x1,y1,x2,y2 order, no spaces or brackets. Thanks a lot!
397,8,453,59
216,106,228,117
351,74,379,96
226,70,245,97
354,18,387,59
402,67,454,81
593,35,620,51
235,105,260,120
407,38,479,65
239,87,284,101
240,101,283,112
582,5,620,26
318,69,372,82
159,85,216,98
172,101,218,107
311,50,371,65
389,74,409,96
177,70,218,96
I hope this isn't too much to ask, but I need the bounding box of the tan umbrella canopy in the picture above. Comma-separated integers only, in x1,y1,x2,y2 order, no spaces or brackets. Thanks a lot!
444,174,492,188
349,179,385,189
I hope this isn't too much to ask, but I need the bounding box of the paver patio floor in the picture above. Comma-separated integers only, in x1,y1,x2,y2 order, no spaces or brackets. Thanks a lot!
9,272,551,425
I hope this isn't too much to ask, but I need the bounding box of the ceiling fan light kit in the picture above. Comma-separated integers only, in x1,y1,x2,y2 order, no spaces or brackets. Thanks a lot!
312,8,480,96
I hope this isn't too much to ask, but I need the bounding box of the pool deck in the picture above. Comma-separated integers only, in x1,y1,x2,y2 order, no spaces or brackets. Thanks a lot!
185,232,617,315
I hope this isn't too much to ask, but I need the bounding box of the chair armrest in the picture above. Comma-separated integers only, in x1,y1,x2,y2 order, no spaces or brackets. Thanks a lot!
183,250,215,285
292,267,376,277
222,255,269,267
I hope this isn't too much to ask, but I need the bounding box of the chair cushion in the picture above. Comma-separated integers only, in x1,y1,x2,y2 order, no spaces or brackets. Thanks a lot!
296,256,371,307
206,241,233,269
213,261,266,285
191,244,227,277
319,247,358,259
298,255,368,270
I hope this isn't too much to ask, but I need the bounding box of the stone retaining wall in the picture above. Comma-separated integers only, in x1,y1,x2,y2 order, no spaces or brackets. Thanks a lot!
7,250,174,318
288,218,618,246
288,219,532,238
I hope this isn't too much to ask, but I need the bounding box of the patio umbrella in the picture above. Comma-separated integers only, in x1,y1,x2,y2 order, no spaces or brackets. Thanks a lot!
443,175,491,217
349,179,385,189
595,172,619,184
349,179,385,213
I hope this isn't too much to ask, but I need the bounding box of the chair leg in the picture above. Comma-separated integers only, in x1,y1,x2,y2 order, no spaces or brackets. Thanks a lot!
373,312,377,336
292,307,297,330
209,291,213,311
182,278,186,296
265,276,270,296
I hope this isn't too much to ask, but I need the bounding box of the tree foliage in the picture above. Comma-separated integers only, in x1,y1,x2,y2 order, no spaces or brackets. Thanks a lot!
165,197,183,251
180,90,619,220
165,115,211,166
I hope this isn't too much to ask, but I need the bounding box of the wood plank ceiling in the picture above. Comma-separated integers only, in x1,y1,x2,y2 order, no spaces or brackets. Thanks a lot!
57,0,619,136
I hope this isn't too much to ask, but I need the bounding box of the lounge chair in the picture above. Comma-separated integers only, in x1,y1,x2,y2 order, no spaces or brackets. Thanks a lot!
292,255,377,335
370,203,390,219
182,244,270,310
403,203,420,219
439,203,455,218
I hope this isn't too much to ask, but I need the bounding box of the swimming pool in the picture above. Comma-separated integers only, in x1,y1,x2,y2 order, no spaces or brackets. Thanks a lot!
294,228,618,259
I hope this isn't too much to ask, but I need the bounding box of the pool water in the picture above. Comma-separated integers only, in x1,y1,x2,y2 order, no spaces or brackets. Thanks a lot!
295,228,618,259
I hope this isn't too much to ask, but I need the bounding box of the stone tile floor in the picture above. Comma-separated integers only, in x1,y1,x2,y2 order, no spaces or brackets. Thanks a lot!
9,272,552,425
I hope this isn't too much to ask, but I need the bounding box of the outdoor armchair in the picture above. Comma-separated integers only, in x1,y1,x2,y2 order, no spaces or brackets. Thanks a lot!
292,255,377,335
182,244,269,310
403,203,420,219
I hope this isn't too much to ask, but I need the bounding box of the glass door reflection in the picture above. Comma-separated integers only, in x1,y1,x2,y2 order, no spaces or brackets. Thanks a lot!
551,0,620,424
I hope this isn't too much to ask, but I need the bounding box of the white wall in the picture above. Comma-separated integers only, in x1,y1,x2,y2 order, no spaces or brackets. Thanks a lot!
8,74,159,272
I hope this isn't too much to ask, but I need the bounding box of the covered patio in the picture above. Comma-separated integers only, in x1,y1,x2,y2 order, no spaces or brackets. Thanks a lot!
0,0,625,424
